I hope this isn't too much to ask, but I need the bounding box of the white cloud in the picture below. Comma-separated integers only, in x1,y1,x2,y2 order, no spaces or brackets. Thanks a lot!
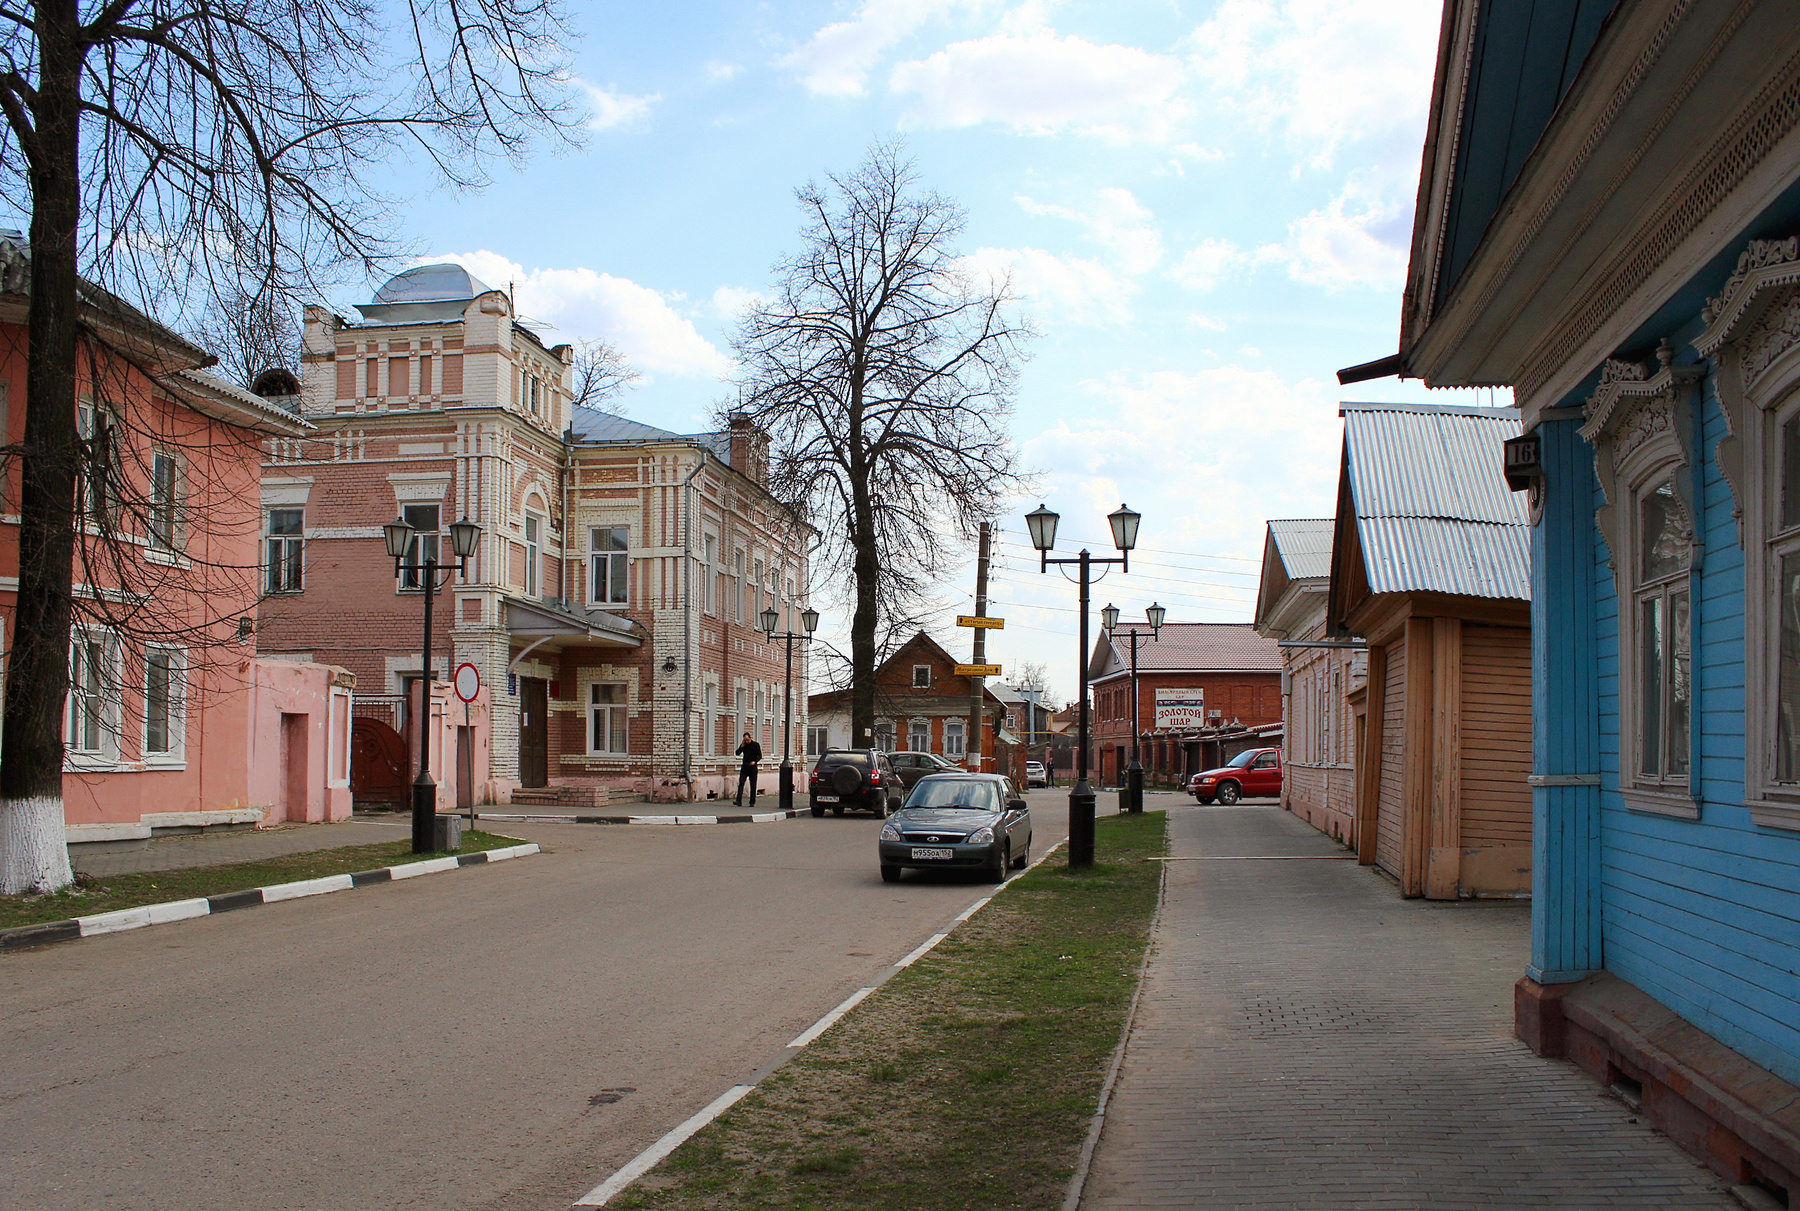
1168,238,1246,291
780,0,977,97
431,251,733,379
1187,314,1227,331
1185,0,1439,171
705,61,743,82
890,31,1189,141
711,284,765,320
964,245,1135,326
1256,180,1411,291
1018,188,1163,275
579,82,659,130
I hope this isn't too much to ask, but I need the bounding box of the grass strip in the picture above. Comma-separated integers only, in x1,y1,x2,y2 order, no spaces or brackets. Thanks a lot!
617,809,1167,1211
0,830,526,930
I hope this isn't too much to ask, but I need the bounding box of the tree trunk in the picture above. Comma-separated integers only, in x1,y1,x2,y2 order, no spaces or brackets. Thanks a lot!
848,406,878,750
1,0,83,894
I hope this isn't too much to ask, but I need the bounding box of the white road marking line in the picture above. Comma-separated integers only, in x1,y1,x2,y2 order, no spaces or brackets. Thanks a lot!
572,1084,756,1207
788,986,877,1048
894,932,949,968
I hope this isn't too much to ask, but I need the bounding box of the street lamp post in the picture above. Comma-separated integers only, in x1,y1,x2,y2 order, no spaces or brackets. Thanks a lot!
385,513,483,854
761,603,821,812
1025,501,1140,868
1102,602,1165,814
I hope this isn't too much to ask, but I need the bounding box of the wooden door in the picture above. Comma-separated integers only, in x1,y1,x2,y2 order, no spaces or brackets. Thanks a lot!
1375,641,1406,878
519,678,548,788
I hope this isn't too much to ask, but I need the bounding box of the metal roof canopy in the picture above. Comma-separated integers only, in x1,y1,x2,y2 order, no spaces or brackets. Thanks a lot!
1340,401,1530,602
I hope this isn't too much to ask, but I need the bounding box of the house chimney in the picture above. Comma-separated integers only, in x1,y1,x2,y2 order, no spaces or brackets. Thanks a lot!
727,411,769,486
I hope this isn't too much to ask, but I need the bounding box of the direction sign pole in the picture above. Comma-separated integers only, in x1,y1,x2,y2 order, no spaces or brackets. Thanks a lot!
967,522,991,773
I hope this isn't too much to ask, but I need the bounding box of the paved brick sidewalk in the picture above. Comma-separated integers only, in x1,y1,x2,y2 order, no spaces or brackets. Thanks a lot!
71,817,410,877
1081,805,1734,1210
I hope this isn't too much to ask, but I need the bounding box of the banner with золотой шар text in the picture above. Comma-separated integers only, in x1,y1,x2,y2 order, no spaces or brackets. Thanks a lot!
1154,687,1206,730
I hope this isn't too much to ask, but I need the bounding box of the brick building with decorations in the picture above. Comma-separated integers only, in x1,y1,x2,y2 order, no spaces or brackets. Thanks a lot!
1089,622,1282,788
258,263,811,805
1255,518,1365,843
807,631,1021,776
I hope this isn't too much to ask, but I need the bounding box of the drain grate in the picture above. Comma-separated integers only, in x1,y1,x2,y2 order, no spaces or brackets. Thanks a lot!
1239,997,1405,1038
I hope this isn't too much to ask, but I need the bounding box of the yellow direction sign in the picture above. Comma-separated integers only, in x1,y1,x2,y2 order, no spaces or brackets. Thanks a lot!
955,663,1002,677
956,615,1005,630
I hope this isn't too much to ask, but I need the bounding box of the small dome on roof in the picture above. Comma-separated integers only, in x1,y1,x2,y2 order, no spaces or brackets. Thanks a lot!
371,262,492,305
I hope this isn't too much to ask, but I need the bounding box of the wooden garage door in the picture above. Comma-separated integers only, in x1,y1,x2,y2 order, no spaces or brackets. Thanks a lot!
1460,625,1532,847
1376,641,1406,878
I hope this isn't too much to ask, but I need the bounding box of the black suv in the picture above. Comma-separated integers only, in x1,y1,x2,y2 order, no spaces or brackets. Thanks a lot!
809,750,903,817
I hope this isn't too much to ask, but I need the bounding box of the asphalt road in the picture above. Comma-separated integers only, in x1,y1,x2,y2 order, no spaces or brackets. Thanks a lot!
2,788,1082,1211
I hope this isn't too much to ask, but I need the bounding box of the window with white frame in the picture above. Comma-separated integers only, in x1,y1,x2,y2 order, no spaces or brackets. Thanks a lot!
703,534,717,614
148,449,180,550
66,629,118,758
704,683,718,756
735,550,746,621
912,664,931,688
266,507,304,594
945,718,966,758
909,720,930,752
589,683,628,753
1633,477,1693,789
398,503,440,589
591,526,628,605
76,401,118,529
806,725,828,757
874,720,895,751
524,515,541,597
734,686,746,736
143,645,186,759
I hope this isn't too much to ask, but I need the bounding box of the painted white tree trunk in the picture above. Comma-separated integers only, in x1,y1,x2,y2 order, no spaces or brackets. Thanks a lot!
0,795,74,893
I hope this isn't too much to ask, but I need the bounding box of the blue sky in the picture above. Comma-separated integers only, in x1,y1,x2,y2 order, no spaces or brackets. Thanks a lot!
354,0,1496,700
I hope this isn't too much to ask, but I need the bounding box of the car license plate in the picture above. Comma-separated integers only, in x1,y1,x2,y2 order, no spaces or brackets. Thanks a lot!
815,795,838,803
911,847,953,860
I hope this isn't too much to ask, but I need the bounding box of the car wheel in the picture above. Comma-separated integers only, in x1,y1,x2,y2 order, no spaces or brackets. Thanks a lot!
887,795,902,814
988,844,1009,883
1216,781,1241,805
1012,836,1029,869
880,864,901,883
1197,796,1215,806
811,803,825,818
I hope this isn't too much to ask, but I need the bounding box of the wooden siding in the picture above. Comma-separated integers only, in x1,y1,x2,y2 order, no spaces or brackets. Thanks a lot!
1460,624,1532,846
1589,377,1800,1086
1376,640,1406,878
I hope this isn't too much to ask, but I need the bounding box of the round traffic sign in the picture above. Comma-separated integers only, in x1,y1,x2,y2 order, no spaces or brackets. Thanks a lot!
452,662,482,703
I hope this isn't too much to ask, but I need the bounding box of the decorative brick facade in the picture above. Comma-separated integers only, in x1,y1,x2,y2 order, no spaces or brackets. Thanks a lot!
259,265,809,804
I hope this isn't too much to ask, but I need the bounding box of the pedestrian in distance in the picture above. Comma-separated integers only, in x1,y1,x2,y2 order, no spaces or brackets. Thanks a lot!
735,732,763,806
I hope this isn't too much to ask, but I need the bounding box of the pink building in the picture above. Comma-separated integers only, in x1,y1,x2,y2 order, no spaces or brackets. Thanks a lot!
0,239,353,845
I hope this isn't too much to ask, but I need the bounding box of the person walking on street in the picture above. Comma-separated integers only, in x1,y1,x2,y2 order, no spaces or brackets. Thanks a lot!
735,732,763,806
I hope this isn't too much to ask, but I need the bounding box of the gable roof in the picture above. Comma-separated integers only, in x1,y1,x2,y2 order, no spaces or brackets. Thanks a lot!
1089,622,1282,682
1254,519,1333,637
1338,401,1530,601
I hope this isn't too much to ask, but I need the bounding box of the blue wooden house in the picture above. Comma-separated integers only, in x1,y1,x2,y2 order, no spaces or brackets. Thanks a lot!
1344,0,1800,1198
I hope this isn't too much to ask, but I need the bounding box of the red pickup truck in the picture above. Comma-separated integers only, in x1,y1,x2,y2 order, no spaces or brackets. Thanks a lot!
1188,747,1282,805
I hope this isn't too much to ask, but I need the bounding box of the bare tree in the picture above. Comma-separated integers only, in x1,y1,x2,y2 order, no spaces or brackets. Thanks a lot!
192,286,300,391
727,145,1031,749
1013,659,1054,704
0,0,578,893
567,337,639,414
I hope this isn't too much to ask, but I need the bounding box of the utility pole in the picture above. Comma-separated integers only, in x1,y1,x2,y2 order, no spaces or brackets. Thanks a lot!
967,521,991,772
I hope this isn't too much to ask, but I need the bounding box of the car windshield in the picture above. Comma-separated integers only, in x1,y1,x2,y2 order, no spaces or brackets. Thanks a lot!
1226,750,1260,769
904,779,1001,811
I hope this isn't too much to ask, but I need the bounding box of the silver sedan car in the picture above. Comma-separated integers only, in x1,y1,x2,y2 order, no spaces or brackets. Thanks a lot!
877,773,1032,883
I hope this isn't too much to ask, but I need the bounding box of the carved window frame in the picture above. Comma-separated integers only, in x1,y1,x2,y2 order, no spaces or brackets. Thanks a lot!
1694,237,1800,831
1580,347,1702,819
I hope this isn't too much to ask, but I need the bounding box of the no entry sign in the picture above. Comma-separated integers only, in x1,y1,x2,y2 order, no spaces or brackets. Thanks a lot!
453,662,482,703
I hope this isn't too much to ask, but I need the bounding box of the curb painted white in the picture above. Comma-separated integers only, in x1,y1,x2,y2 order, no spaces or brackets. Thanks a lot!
479,811,792,826
66,844,541,942
569,836,1072,1207
572,1084,756,1207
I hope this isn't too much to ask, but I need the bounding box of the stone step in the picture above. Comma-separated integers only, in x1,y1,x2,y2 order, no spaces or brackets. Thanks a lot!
509,786,612,809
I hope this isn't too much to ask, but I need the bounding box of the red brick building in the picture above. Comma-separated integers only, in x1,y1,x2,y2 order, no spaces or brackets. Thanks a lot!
259,264,810,805
1089,622,1282,787
808,632,1021,775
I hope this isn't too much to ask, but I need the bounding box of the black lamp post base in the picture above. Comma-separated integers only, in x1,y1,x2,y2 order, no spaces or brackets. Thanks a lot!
779,761,794,812
412,775,438,854
1127,762,1144,814
1069,780,1096,867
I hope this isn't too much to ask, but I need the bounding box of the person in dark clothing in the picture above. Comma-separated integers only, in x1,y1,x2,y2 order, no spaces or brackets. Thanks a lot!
735,732,763,806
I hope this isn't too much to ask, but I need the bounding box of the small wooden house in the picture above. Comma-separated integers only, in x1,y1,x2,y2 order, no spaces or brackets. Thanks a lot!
1326,402,1532,898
